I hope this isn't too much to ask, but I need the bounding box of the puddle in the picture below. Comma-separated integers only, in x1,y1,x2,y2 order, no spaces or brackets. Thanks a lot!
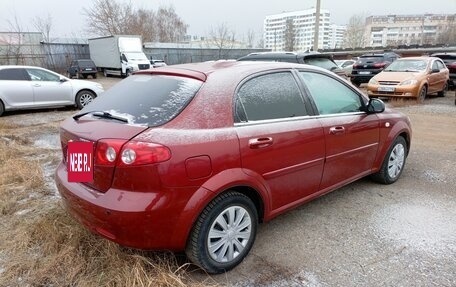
372,204,456,255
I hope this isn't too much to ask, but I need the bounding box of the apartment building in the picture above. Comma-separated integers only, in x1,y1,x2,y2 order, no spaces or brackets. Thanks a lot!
329,24,347,49
263,8,332,51
365,14,456,47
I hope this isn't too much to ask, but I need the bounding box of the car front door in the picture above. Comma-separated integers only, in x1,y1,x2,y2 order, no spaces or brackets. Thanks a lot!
235,71,325,215
298,71,380,191
25,68,73,106
0,68,34,108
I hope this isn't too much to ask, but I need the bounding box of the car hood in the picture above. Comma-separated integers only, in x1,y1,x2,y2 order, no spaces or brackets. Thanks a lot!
374,71,425,82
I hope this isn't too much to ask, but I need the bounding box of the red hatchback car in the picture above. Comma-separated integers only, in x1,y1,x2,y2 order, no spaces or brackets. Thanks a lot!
55,61,412,274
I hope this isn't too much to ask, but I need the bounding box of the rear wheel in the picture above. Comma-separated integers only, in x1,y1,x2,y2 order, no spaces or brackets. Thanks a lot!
75,90,96,109
437,82,448,97
83,74,88,79
371,136,407,184
103,69,108,77
418,86,427,103
186,191,258,274
92,73,97,79
67,72,73,79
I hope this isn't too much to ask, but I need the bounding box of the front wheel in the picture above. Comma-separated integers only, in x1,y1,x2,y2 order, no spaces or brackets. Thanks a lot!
371,136,407,184
418,86,427,103
75,90,96,109
186,191,258,274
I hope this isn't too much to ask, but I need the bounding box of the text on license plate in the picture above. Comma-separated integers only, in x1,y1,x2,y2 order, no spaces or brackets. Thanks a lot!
378,86,395,92
359,71,371,75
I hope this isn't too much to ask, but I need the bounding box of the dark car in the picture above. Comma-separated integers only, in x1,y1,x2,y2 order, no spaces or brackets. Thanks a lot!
350,52,401,86
431,53,456,88
67,59,98,79
55,61,412,274
237,51,347,79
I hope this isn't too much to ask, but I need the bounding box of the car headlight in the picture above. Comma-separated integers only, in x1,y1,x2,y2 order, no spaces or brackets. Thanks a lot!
399,79,418,86
368,78,379,85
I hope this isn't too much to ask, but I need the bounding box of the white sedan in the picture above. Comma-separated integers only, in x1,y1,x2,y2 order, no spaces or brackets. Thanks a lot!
0,65,104,116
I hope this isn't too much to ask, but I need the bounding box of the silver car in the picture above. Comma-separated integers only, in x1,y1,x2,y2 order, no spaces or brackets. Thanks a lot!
0,65,104,116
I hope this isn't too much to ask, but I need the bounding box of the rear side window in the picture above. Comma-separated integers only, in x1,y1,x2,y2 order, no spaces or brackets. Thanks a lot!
236,72,308,122
78,60,96,68
0,68,29,80
81,74,202,126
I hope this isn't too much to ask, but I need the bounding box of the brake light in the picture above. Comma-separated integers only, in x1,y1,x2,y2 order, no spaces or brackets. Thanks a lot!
95,139,171,167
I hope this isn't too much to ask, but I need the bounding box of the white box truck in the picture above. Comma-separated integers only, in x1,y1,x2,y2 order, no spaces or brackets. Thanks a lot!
89,35,150,77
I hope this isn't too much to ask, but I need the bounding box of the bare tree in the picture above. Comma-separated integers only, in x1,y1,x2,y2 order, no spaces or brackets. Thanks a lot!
33,13,53,42
284,19,296,51
5,15,25,65
343,14,366,49
437,20,456,44
246,29,255,48
83,0,134,36
83,1,187,43
207,23,236,59
155,6,187,42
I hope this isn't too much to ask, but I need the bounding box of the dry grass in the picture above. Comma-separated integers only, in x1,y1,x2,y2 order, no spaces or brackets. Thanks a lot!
0,120,217,287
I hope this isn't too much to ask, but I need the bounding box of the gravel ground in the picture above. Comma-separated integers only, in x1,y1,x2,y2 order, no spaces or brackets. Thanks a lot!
1,76,455,286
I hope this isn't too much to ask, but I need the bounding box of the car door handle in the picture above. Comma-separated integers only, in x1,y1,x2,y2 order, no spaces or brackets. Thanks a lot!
329,126,345,135
249,137,273,149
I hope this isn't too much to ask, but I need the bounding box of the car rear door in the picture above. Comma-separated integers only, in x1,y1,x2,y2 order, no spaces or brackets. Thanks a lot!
25,68,73,106
428,60,448,93
0,68,34,108
298,70,380,190
234,71,325,214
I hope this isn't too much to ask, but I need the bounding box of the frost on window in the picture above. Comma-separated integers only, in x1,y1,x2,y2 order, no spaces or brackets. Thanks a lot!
80,75,202,126
236,72,307,121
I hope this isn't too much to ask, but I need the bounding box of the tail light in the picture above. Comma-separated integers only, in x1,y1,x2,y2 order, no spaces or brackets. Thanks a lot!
95,139,171,167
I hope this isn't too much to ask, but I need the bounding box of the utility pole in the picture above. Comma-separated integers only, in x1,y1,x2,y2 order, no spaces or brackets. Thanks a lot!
313,0,321,51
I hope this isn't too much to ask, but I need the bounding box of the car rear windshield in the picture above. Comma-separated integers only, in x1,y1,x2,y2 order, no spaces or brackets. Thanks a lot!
78,60,96,67
80,74,202,126
358,56,384,63
303,57,338,70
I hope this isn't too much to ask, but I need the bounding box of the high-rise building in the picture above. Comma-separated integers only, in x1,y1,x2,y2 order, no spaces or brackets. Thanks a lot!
329,24,346,49
365,14,456,47
263,8,332,51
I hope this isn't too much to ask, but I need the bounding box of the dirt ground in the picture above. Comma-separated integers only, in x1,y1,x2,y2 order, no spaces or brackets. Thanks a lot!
1,76,455,286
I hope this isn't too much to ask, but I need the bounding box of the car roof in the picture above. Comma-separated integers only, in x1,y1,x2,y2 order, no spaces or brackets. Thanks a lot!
238,51,332,60
0,65,50,70
135,60,328,82
395,56,439,61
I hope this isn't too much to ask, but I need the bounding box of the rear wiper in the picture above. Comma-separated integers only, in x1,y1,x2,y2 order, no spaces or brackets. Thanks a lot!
73,111,128,123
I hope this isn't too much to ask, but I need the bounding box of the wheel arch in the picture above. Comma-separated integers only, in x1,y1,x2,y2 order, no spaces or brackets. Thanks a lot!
74,88,97,102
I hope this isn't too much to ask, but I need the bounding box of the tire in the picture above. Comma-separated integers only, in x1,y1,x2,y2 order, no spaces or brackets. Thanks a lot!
186,191,258,274
437,82,448,97
371,136,407,184
76,72,83,79
75,90,96,109
67,72,73,79
418,86,427,103
92,73,97,79
125,69,131,77
0,100,4,117
351,79,360,87
103,69,108,77
83,74,88,79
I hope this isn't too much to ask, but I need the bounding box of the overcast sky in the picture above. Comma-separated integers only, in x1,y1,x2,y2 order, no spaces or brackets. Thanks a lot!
1,0,455,40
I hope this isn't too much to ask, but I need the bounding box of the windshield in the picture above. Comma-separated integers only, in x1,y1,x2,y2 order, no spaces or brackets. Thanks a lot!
79,74,202,126
78,60,95,67
124,52,148,61
385,60,428,72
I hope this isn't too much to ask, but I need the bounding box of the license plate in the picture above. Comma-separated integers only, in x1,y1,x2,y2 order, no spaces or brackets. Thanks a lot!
85,68,93,71
359,71,371,75
378,86,395,92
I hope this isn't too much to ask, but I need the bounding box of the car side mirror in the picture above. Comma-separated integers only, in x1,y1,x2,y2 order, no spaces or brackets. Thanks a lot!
366,98,385,114
60,77,68,82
